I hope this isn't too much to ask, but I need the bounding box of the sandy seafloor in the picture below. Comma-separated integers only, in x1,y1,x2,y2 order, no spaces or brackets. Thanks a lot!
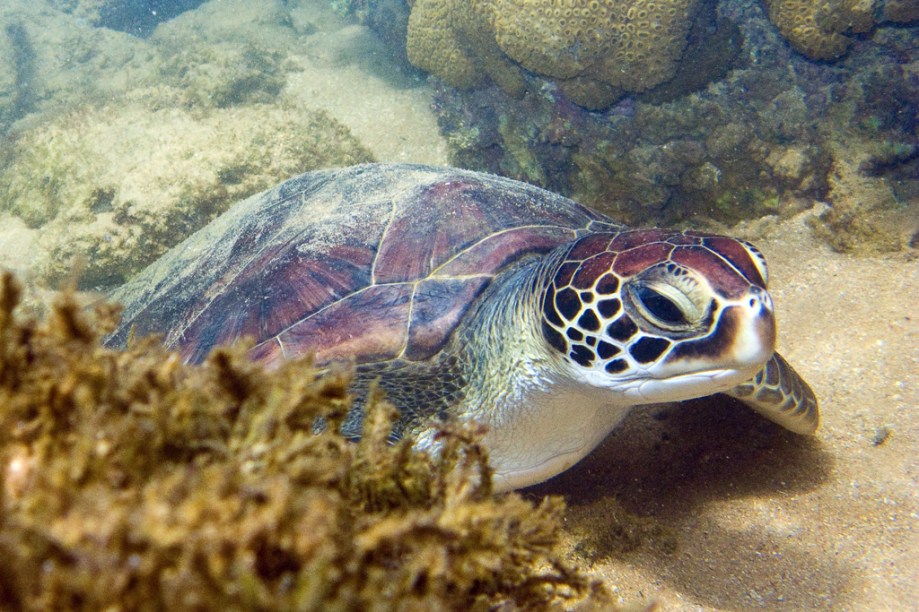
0,2,916,609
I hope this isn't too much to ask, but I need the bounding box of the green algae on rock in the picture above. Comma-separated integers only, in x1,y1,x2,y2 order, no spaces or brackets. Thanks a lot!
0,1,159,132
0,271,611,609
0,94,374,289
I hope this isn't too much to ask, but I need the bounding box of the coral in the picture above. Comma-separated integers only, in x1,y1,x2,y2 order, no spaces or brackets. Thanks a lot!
762,0,876,60
406,0,700,105
405,0,478,88
0,92,374,288
809,147,911,254
429,0,918,243
406,0,525,94
882,0,919,23
0,271,612,609
589,0,699,93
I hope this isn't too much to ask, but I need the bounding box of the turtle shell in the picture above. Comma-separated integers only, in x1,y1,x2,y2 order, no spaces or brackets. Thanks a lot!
106,163,619,366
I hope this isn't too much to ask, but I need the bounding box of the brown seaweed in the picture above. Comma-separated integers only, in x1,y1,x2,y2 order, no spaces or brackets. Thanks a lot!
0,271,613,610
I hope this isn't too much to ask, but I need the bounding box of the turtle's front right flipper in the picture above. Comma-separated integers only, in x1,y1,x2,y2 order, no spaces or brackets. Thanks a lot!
726,352,819,435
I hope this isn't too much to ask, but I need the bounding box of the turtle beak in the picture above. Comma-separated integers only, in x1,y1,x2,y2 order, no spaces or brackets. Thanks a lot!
725,286,776,370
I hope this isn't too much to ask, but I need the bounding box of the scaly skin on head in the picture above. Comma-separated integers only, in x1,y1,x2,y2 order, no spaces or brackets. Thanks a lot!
533,229,778,400
421,228,816,491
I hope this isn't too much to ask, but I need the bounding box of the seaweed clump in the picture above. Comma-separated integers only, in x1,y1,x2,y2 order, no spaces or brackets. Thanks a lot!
0,272,609,609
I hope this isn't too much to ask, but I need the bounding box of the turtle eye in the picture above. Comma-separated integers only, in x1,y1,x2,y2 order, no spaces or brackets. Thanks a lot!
625,264,709,333
632,285,688,327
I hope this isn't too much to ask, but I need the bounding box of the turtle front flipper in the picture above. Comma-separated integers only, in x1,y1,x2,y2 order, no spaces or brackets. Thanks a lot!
725,352,819,435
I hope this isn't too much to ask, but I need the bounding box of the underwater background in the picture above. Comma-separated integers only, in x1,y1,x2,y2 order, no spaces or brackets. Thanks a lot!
0,0,916,608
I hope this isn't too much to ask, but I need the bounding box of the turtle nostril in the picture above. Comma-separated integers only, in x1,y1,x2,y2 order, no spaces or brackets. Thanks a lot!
752,293,774,318
746,287,773,314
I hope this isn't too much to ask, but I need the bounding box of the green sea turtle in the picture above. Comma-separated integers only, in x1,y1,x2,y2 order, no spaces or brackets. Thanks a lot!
107,163,818,492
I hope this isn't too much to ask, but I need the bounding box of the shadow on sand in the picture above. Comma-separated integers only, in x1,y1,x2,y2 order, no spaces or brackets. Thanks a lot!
525,395,848,608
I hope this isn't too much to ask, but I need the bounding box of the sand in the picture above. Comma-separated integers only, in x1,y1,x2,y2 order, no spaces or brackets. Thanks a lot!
284,26,449,165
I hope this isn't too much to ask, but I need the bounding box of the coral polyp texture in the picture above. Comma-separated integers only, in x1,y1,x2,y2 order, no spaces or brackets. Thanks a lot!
762,0,868,59
406,0,699,108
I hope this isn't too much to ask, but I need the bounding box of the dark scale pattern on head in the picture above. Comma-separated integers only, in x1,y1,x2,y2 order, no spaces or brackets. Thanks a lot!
607,316,638,342
671,246,750,299
554,261,579,287
555,287,581,321
543,288,564,327
577,309,601,332
541,321,567,354
597,298,620,318
572,252,616,289
595,273,619,295
629,336,671,363
597,341,620,359
612,242,674,277
535,228,773,383
570,345,595,367
702,236,767,288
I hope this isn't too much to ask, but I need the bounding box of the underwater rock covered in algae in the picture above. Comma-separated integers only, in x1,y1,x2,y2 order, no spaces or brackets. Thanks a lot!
0,0,159,133
421,0,918,245
0,92,374,289
0,271,612,609
406,0,699,108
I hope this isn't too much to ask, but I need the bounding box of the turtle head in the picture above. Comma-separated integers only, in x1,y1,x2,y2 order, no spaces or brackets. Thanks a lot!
539,229,775,404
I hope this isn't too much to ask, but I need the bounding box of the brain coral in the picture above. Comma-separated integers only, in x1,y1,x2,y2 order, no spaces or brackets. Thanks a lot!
762,0,875,60
406,0,526,95
407,0,699,108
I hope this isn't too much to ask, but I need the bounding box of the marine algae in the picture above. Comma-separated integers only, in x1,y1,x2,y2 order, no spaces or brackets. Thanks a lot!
0,272,612,610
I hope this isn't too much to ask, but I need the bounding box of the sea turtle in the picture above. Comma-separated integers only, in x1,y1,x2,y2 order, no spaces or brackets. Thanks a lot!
107,163,818,492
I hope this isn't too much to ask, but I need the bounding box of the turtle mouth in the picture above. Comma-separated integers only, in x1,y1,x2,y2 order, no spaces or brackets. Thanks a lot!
617,364,763,404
